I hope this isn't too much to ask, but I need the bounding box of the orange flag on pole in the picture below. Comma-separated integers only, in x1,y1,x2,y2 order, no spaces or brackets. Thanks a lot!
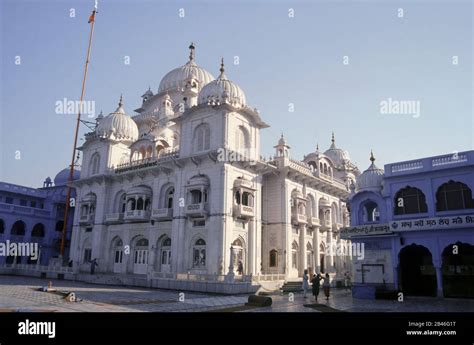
88,10,96,23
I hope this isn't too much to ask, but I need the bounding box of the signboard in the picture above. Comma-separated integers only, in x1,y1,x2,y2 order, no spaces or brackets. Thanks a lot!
340,224,391,239
390,215,474,232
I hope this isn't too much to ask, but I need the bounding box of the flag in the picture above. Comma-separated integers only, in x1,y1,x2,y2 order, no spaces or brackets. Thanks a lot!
88,10,96,23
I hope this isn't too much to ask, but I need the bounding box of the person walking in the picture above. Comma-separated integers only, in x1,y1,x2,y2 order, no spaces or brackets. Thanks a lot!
323,273,331,301
90,258,98,275
344,272,351,291
302,269,309,299
311,273,322,302
237,260,244,275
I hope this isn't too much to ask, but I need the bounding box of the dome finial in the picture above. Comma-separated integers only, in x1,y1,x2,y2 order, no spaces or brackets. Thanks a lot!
316,143,319,152
118,94,123,107
189,42,195,61
370,150,375,163
329,132,336,149
219,57,225,75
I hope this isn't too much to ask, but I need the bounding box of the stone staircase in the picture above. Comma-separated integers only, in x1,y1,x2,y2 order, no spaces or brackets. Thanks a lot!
281,280,303,293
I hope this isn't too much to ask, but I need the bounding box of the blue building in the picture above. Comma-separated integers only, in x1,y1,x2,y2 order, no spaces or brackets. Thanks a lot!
0,168,79,265
343,151,474,299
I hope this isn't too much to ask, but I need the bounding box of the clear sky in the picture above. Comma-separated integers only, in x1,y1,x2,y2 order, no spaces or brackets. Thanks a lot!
1,0,472,187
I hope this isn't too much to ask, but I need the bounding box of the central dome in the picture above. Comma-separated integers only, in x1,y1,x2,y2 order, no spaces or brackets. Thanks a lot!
198,59,246,107
324,133,351,167
158,43,215,93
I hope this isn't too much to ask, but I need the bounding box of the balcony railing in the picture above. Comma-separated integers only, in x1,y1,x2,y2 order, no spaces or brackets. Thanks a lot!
292,213,307,225
185,203,208,217
0,203,51,217
79,213,95,225
151,208,173,221
104,213,124,224
309,217,320,227
124,210,151,222
233,204,254,219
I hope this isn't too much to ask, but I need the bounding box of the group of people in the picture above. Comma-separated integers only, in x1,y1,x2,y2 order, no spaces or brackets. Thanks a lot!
302,270,331,301
302,270,352,302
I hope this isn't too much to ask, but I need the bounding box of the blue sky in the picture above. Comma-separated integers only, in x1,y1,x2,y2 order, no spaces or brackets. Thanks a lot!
1,0,472,187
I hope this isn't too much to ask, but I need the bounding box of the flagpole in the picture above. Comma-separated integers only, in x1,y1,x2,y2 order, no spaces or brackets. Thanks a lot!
60,6,97,259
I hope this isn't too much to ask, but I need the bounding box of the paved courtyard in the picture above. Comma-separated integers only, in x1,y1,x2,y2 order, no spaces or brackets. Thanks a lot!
0,275,472,312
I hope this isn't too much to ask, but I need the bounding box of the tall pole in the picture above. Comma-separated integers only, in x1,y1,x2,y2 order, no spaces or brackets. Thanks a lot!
60,6,98,258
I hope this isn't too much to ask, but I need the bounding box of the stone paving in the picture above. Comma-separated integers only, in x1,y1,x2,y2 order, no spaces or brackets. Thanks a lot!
247,288,474,312
0,275,248,312
0,275,473,312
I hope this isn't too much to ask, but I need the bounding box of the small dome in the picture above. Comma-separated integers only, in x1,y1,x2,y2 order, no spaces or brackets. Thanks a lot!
356,151,384,192
54,168,80,186
198,59,246,107
159,44,214,94
324,133,350,167
96,96,139,143
278,134,288,146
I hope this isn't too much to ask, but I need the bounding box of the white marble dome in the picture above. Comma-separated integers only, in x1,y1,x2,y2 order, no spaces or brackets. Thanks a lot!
159,61,214,94
96,96,139,143
357,152,384,192
54,167,80,186
198,60,246,107
324,134,351,167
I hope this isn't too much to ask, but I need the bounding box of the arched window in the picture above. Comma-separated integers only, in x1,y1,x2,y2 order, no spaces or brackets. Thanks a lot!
394,186,428,215
163,238,171,246
90,153,100,175
308,161,317,171
137,197,144,210
436,180,474,211
235,191,241,205
193,124,210,152
269,249,278,267
119,194,126,213
242,192,253,207
362,200,379,223
0,219,4,234
235,126,249,151
136,238,149,247
166,188,174,208
11,220,26,236
190,189,206,204
291,241,298,269
31,223,45,237
193,239,206,267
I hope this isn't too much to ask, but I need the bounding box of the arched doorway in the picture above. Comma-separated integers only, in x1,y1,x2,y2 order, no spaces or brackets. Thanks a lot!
442,242,474,298
158,237,172,273
399,244,437,296
133,238,149,275
291,241,299,273
112,237,124,273
232,238,245,275
320,242,326,274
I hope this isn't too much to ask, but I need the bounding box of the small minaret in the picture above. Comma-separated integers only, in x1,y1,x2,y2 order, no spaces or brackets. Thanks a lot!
273,134,290,168
159,93,174,118
43,177,52,188
141,87,153,104
274,134,290,157
182,43,199,109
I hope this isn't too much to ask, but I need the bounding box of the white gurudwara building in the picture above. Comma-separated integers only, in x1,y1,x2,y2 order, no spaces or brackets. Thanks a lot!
69,44,360,292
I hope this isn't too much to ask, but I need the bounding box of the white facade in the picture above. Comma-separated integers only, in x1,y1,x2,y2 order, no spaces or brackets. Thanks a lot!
70,45,360,285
